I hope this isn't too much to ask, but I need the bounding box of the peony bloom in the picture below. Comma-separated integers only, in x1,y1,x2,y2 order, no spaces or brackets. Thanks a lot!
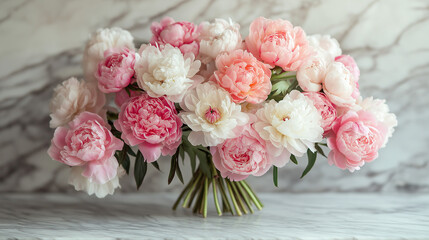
211,120,289,181
95,48,136,93
211,49,272,104
179,82,249,147
307,34,341,62
83,27,135,82
198,18,242,63
254,90,323,157
296,52,329,92
335,55,360,82
48,112,124,184
303,92,337,135
114,94,182,162
327,110,388,172
358,97,397,147
69,166,124,198
114,88,142,108
150,17,200,57
135,44,203,103
323,62,357,108
49,77,106,128
246,17,313,71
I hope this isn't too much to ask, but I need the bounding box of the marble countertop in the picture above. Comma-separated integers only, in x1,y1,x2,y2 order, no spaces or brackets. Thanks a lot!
1,193,428,239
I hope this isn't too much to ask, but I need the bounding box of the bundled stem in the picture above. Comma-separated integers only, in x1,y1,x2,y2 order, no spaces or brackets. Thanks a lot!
172,160,263,218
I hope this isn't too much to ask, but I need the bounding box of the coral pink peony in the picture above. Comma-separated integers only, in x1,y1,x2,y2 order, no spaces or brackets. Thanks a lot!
327,110,388,172
335,55,360,81
303,92,337,135
48,112,123,184
95,48,136,93
211,49,272,104
211,119,289,181
150,17,200,57
114,94,182,162
245,17,313,71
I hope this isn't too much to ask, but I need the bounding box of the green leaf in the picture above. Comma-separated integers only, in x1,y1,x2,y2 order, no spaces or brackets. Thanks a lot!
197,150,212,178
126,146,136,157
122,154,130,174
175,160,184,184
273,166,278,187
290,155,298,165
168,152,178,185
151,161,161,171
134,151,147,190
179,146,185,164
315,144,327,158
300,149,317,179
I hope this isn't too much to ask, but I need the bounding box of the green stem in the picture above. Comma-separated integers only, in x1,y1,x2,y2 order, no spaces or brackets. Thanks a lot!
226,179,242,216
230,181,248,214
212,178,222,216
240,181,263,210
202,178,209,218
182,171,202,208
234,181,254,214
217,177,233,215
172,171,199,210
192,178,205,214
271,73,296,80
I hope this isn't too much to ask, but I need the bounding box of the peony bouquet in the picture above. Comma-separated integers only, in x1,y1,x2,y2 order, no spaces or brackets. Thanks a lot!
48,17,397,217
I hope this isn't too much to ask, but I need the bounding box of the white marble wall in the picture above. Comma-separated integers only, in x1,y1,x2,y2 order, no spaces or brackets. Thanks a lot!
1,0,428,193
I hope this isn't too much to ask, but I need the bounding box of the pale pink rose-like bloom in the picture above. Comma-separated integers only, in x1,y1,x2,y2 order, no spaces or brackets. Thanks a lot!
150,17,200,57
95,48,136,93
49,77,106,128
335,55,360,81
327,110,388,172
114,93,182,162
296,52,329,92
323,62,357,108
245,17,313,71
48,112,123,184
303,92,337,135
211,117,289,181
211,49,272,104
307,34,342,62
114,88,142,108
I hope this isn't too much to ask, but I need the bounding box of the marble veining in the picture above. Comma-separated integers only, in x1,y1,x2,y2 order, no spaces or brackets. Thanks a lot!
0,0,429,193
0,193,428,239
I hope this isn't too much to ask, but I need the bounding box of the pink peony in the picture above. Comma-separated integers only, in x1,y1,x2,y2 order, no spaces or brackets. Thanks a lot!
114,88,142,108
211,49,272,104
323,62,357,108
150,17,200,57
245,17,313,71
95,48,136,93
114,93,182,162
327,110,388,172
211,120,288,181
48,112,123,184
303,92,337,135
335,55,360,81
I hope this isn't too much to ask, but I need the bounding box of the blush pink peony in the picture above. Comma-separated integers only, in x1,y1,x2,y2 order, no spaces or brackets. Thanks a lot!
323,62,357,108
95,48,136,93
335,55,360,81
211,49,272,104
211,119,289,181
150,17,200,57
114,88,142,108
245,17,313,71
114,93,182,162
48,112,123,184
327,110,388,172
303,92,337,135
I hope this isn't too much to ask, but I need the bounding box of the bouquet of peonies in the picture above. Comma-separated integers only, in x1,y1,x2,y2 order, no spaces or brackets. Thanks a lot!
48,17,397,217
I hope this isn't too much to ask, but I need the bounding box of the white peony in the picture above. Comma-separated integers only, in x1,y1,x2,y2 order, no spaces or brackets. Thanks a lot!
49,77,105,128
296,52,329,92
307,34,341,62
68,166,124,198
198,18,243,63
135,44,203,103
359,97,398,147
83,27,135,82
323,62,356,108
179,82,249,147
254,90,323,157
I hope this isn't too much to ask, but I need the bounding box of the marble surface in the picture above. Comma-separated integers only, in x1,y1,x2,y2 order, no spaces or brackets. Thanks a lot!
1,0,429,193
1,193,428,239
